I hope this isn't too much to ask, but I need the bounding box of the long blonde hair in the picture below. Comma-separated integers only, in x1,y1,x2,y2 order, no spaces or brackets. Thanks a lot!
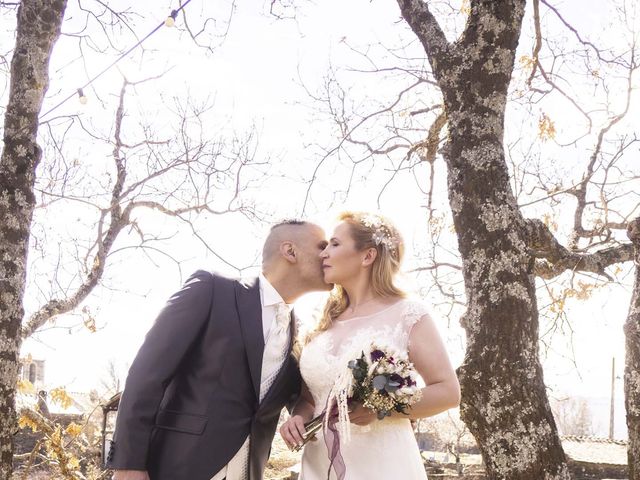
306,212,406,344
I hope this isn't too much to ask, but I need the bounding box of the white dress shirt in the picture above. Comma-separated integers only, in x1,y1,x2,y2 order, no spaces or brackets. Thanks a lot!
210,274,291,480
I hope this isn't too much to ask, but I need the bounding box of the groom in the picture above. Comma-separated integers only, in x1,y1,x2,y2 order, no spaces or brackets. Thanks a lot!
108,220,331,480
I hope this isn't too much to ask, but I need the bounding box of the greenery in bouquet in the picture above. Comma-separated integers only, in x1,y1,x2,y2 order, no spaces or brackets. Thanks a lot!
347,344,422,420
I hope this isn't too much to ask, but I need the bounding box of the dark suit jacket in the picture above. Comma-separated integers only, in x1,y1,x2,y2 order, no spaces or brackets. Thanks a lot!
106,271,302,480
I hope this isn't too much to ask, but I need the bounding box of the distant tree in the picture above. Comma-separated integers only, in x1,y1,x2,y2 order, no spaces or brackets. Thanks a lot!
550,397,595,437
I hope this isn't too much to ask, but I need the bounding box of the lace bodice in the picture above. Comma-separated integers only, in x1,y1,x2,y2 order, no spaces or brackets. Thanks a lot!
299,299,430,418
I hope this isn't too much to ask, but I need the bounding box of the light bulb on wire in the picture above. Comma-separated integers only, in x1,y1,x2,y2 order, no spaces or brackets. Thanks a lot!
165,10,177,27
77,88,87,105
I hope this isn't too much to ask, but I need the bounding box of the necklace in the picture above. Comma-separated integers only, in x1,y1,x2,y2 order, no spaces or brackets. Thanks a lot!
346,296,377,315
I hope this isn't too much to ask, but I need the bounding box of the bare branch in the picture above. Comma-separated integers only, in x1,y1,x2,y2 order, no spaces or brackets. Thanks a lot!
526,218,636,280
395,0,453,72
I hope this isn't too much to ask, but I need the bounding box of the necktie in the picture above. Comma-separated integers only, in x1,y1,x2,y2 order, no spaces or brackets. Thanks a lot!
260,302,291,402
223,303,291,480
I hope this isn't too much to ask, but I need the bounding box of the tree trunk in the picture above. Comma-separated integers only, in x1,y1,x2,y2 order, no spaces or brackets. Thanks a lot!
0,1,67,478
625,218,640,480
396,1,571,478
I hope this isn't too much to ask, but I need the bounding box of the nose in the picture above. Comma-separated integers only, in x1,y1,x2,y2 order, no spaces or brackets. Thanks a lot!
319,246,329,258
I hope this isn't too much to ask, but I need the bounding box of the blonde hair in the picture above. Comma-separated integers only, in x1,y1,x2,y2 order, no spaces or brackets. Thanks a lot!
305,211,405,345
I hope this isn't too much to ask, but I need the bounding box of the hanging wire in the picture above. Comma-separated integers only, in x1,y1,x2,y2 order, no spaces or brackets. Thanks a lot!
40,0,192,121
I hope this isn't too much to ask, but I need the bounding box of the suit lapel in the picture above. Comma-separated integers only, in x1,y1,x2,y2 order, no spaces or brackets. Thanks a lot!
235,278,263,400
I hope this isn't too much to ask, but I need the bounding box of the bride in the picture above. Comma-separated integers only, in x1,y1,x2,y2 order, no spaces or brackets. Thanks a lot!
280,212,461,479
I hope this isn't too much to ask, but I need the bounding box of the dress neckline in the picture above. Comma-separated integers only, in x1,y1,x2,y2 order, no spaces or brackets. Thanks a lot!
334,298,407,324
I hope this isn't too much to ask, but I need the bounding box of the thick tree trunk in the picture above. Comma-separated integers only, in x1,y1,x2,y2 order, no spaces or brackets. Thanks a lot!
625,218,640,480
0,1,67,478
396,1,570,478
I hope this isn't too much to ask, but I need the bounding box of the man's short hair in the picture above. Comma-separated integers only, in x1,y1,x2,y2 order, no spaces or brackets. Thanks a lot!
270,219,308,231
263,219,310,265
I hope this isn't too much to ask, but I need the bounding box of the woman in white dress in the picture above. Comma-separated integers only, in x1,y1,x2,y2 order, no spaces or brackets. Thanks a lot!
280,212,461,479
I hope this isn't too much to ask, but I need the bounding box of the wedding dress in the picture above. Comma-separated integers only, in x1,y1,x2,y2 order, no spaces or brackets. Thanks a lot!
298,299,429,479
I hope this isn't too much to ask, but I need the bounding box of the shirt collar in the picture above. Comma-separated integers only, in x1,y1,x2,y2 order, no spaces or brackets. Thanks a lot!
258,273,287,308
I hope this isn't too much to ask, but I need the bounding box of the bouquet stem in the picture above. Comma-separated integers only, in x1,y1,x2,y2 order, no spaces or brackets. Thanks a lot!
292,412,325,452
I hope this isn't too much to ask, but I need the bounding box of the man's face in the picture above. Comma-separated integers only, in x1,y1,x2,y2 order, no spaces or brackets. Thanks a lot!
294,223,333,292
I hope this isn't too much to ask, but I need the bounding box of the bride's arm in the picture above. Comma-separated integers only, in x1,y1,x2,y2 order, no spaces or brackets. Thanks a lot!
280,381,316,449
405,313,461,419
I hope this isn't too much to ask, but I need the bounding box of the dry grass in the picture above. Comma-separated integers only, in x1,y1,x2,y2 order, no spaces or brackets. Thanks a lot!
265,429,302,479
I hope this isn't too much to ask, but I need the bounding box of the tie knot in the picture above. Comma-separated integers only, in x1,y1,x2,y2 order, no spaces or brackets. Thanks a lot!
275,303,291,325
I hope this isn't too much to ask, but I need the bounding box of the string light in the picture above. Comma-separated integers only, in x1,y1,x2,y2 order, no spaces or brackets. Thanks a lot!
77,88,87,105
40,0,193,121
165,10,178,27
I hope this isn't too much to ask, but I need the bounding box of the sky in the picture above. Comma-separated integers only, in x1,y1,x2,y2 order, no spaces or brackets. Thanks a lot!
2,0,637,440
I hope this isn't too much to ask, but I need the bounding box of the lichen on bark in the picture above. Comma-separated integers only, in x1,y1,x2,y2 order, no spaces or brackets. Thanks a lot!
0,1,67,478
396,0,571,478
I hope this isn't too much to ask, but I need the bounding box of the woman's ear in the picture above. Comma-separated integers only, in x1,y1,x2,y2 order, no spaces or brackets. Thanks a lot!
362,247,377,267
280,241,297,264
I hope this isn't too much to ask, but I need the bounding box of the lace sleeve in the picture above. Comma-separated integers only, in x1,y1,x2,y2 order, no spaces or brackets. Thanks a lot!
400,300,432,350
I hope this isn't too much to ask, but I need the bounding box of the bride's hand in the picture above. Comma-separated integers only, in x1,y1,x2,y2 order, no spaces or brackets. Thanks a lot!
348,403,377,426
279,415,306,450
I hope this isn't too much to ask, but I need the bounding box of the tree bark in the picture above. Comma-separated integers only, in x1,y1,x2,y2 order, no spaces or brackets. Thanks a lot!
0,1,67,478
625,218,640,480
396,1,571,477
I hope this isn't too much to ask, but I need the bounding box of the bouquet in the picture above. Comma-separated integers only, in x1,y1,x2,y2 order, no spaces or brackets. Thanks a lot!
293,342,421,452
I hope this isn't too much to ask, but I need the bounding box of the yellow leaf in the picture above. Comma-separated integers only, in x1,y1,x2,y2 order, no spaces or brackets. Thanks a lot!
67,455,81,470
17,379,35,394
538,113,556,141
18,414,39,432
50,387,74,410
83,316,97,333
519,55,536,70
65,422,83,437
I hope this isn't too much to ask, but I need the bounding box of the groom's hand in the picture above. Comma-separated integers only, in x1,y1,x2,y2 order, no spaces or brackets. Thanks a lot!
280,415,306,450
349,403,377,426
112,470,150,480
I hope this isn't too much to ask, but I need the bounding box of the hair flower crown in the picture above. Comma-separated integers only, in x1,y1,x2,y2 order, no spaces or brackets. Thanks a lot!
360,214,400,252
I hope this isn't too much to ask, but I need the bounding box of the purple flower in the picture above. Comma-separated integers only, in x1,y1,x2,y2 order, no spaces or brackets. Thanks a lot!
370,349,385,362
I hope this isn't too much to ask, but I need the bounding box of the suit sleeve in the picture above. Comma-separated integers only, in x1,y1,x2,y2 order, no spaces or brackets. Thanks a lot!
106,270,215,469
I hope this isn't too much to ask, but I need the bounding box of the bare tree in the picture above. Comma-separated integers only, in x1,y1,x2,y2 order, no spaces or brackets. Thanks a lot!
0,2,67,477
22,76,263,339
625,218,640,479
550,397,595,437
289,0,638,477
0,2,251,477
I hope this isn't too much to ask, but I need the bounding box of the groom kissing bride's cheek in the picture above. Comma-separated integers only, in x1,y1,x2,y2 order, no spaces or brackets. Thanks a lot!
108,219,332,480
280,212,460,480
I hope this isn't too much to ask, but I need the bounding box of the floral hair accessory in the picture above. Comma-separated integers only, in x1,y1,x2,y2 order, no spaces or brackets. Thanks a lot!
360,214,399,252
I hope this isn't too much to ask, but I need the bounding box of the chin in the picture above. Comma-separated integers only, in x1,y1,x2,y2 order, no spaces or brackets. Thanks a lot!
322,282,334,291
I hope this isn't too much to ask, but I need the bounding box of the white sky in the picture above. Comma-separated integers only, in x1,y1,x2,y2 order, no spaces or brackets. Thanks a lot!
4,0,636,439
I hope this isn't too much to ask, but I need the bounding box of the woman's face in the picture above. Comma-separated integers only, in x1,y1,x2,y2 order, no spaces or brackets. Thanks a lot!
321,222,369,285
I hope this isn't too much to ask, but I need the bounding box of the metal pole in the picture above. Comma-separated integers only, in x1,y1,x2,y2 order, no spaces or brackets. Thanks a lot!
609,356,615,440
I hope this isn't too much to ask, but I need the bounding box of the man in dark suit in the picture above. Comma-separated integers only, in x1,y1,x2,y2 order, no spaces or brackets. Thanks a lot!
108,220,330,480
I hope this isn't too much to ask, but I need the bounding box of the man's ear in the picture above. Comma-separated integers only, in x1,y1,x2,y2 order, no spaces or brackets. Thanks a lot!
280,241,297,264
362,247,377,267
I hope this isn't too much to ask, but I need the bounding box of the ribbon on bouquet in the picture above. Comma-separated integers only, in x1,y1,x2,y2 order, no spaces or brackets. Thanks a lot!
322,367,354,480
323,409,346,480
